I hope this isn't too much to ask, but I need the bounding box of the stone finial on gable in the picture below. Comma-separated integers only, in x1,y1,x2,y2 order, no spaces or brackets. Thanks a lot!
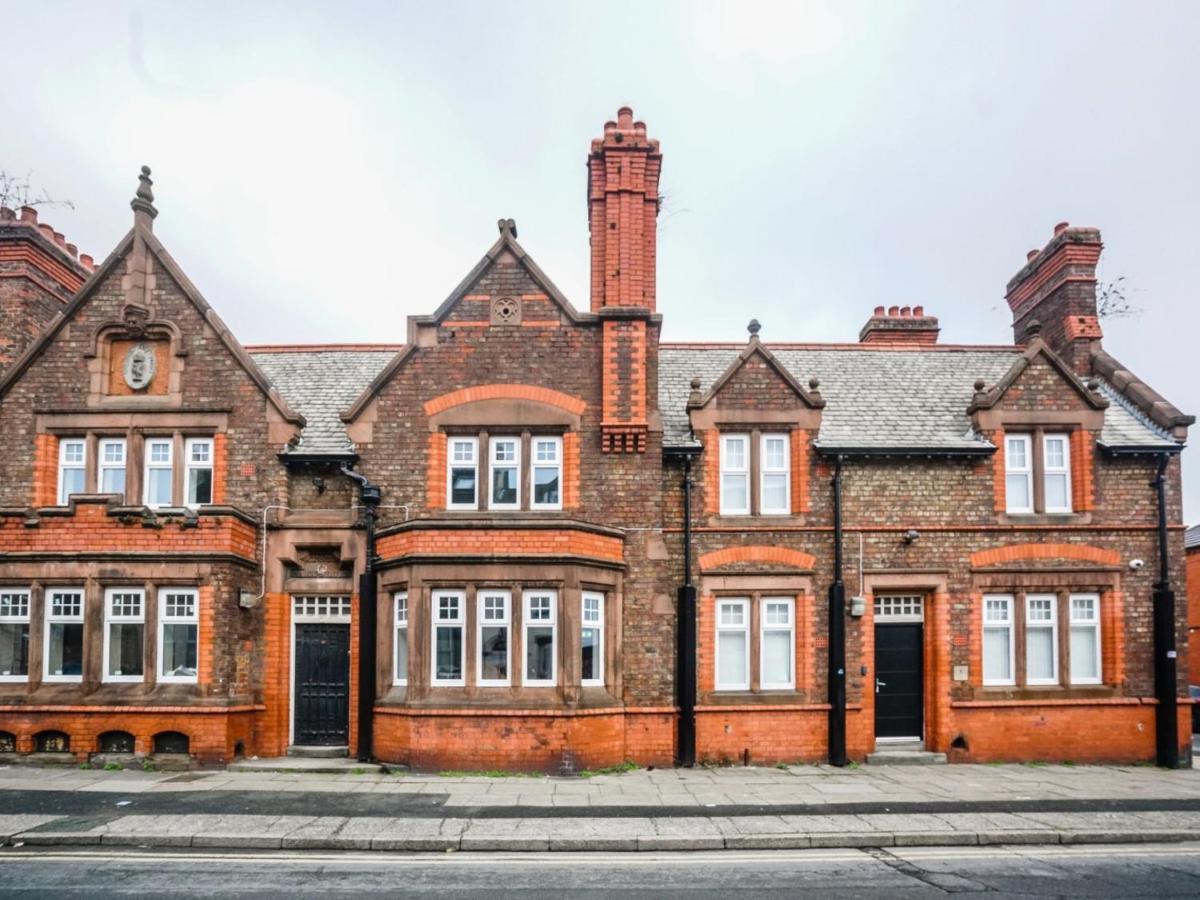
131,165,158,231
497,218,518,240
747,319,762,342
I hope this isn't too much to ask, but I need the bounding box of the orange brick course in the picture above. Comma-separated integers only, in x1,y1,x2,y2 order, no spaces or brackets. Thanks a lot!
423,383,587,417
968,542,1120,568
32,433,57,507
377,527,623,563
699,545,816,571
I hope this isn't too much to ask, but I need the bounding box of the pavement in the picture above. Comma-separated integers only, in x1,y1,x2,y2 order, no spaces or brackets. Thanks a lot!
2,760,1200,852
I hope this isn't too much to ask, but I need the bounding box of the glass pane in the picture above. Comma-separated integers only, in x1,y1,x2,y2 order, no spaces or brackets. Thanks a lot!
717,631,747,687
149,442,171,464
1026,627,1055,681
724,438,746,469
491,467,517,504
1071,596,1096,622
101,467,126,494
533,468,559,505
1006,438,1026,468
525,626,554,681
451,440,474,462
0,623,29,676
1045,438,1066,468
582,626,601,682
63,442,85,463
764,438,786,469
395,626,408,681
983,627,1011,681
765,602,790,625
48,622,83,676
435,626,462,680
188,468,213,505
1045,473,1069,510
763,631,791,685
450,468,476,504
492,440,516,462
62,468,85,498
103,442,125,463
189,441,211,463
719,603,745,625
1005,473,1030,510
108,623,144,677
148,468,172,506
534,440,558,462
762,473,788,510
161,623,197,677
722,474,748,511
1070,626,1099,681
480,626,508,680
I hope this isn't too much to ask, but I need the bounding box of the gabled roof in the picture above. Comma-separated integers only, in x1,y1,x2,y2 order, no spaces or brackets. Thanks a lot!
659,343,1179,453
341,219,591,424
967,339,1108,413
1186,524,1200,551
691,335,824,410
0,226,304,427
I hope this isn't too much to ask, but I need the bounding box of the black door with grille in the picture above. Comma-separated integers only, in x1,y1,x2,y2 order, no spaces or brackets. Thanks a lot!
294,623,350,746
874,623,923,740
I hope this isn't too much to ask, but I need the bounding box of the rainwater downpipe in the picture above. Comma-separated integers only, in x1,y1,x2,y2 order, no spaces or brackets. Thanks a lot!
341,464,382,763
676,451,698,767
828,455,848,767
1151,452,1180,768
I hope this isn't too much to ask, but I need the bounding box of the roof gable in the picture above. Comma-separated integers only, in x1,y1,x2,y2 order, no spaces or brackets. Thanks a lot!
691,336,824,412
967,339,1107,414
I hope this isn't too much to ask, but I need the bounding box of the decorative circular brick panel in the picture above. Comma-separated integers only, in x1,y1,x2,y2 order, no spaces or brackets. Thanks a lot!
491,296,520,326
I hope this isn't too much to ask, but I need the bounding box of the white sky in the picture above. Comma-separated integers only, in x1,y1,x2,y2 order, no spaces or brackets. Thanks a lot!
5,0,1200,517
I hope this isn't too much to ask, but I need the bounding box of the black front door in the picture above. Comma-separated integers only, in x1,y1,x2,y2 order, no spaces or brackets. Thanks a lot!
874,623,923,740
294,623,350,746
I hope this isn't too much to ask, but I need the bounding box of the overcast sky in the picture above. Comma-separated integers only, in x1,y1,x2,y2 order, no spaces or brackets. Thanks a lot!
5,1,1200,516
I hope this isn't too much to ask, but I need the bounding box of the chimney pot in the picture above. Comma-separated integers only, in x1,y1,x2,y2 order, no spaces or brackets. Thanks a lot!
66,243,77,258
617,106,634,129
0,206,13,221
19,206,38,225
80,254,94,269
1027,248,1039,261
53,231,65,247
873,305,884,316
888,305,899,317
913,305,924,316
38,224,54,241
1054,221,1069,235
900,306,911,317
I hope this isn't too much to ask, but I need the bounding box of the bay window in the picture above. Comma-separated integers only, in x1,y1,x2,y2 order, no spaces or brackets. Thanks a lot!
432,590,465,685
581,591,604,686
143,439,173,508
477,590,511,686
58,439,86,505
0,589,31,681
523,590,556,686
103,588,145,683
393,592,408,686
158,588,198,682
44,588,85,681
982,591,1102,688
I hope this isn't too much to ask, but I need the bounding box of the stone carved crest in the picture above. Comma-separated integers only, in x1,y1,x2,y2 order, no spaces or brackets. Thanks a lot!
122,343,157,390
490,296,521,326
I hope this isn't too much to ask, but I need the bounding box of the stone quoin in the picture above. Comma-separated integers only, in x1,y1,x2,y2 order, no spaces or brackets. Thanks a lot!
0,109,1192,770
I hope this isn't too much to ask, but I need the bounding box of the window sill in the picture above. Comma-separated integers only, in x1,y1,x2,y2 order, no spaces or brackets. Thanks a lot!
997,512,1093,526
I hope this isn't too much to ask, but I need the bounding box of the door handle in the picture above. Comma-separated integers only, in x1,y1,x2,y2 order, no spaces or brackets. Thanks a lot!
875,679,887,693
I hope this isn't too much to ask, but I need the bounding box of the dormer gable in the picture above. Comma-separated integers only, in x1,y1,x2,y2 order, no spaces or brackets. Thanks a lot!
968,338,1107,431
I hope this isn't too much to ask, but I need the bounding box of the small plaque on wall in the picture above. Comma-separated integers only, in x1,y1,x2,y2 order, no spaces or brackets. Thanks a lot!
952,665,969,682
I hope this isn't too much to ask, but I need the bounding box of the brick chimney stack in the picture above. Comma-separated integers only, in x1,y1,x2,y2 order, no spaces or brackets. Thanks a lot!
0,204,92,375
858,305,940,344
589,108,660,454
1006,222,1103,373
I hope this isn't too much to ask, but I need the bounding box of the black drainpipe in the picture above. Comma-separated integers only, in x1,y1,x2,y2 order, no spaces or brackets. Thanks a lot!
676,450,698,767
342,465,381,763
828,455,848,767
1151,453,1180,768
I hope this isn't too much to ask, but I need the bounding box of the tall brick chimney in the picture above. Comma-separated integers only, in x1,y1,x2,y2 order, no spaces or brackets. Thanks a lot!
1006,222,1103,373
859,305,939,344
589,107,661,453
0,205,92,374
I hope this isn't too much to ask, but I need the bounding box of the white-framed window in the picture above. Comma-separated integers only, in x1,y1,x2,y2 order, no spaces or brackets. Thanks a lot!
523,590,557,686
393,592,408,686
1069,593,1102,684
143,438,174,508
581,591,604,687
184,438,214,507
760,433,791,515
1024,593,1058,685
1004,434,1033,514
103,588,145,683
292,595,352,620
1043,433,1072,513
447,438,479,509
98,439,127,497
431,590,465,685
715,597,750,690
44,588,85,682
0,589,31,682
531,437,562,510
488,437,520,510
477,590,511,686
158,588,198,683
982,594,1015,686
57,438,86,505
760,597,795,690
720,434,750,516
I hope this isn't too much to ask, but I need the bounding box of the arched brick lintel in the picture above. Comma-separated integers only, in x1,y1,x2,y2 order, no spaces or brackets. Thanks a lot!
969,542,1120,568
699,545,816,572
423,384,587,417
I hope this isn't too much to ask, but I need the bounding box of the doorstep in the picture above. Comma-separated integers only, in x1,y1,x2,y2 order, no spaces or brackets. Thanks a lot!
226,756,385,774
866,739,947,765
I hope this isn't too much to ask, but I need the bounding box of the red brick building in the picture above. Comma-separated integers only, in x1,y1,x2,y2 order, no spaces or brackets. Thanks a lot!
0,111,1193,769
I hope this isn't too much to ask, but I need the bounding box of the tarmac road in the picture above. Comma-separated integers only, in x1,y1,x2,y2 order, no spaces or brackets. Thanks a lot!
3,843,1200,898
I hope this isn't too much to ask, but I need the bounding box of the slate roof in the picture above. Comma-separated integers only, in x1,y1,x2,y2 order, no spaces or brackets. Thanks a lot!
1187,525,1200,551
249,348,398,455
659,344,1179,453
